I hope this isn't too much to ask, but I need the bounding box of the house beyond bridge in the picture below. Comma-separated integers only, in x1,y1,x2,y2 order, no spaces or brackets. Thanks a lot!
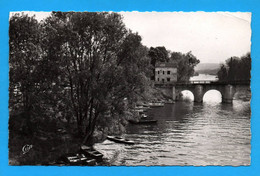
155,63,177,84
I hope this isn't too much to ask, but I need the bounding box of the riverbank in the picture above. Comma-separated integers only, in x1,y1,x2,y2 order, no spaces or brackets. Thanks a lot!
8,102,141,165
8,85,169,165
8,114,83,165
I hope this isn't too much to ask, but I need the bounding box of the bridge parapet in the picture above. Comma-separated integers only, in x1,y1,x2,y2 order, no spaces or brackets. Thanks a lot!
154,80,250,103
155,80,250,86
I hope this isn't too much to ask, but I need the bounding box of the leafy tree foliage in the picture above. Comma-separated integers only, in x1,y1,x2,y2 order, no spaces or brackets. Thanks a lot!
9,12,151,145
9,13,43,133
148,46,169,80
217,53,251,82
149,46,169,66
9,11,200,147
169,51,200,82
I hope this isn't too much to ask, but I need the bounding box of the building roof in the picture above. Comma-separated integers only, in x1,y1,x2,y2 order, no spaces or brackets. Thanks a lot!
155,62,176,68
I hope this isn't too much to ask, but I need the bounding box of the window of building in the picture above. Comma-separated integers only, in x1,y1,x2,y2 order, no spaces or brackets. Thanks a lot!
157,78,159,81
167,78,171,82
162,79,165,83
167,71,170,74
158,71,160,74
163,71,165,74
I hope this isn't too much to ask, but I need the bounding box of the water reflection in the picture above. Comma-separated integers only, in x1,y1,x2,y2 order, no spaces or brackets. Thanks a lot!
95,99,251,166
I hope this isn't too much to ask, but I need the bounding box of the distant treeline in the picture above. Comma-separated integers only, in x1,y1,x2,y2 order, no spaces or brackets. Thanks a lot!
196,69,219,75
217,53,251,82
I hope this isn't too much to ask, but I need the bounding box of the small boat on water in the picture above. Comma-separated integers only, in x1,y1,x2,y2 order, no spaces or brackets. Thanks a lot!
133,109,144,113
134,107,149,112
80,145,104,162
107,135,135,145
148,102,164,107
135,105,144,109
142,104,150,108
128,119,158,124
57,153,96,166
164,100,175,104
141,114,148,118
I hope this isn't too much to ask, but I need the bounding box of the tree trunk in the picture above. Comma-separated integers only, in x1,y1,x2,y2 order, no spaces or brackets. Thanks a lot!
82,110,99,145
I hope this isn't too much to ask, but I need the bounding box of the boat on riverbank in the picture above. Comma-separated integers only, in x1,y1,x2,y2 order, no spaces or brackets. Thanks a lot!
148,102,164,107
107,135,135,145
128,119,158,124
164,100,175,104
134,105,150,112
80,145,104,162
133,109,145,113
56,153,96,166
141,114,148,118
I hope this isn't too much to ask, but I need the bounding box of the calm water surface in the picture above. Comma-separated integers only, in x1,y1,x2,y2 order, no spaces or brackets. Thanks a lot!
95,74,250,166
95,99,251,166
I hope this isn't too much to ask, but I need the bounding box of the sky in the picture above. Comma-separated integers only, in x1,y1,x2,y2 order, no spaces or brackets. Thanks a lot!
120,12,251,64
11,11,251,64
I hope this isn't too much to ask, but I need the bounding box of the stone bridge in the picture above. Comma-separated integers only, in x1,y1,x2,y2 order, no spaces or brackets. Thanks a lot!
155,80,250,103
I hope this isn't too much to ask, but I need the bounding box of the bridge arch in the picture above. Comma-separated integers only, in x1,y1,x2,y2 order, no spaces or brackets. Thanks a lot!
180,90,194,101
203,89,222,103
174,84,236,103
174,86,196,101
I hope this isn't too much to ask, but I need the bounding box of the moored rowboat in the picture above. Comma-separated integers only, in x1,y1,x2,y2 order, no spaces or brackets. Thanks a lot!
107,135,135,145
141,114,148,118
128,119,158,124
80,145,104,162
57,153,96,166
148,102,164,107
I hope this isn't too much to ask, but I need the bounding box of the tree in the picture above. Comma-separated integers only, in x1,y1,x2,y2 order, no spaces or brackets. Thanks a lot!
240,53,251,81
169,51,200,82
217,53,251,82
9,13,43,133
217,64,228,82
41,12,151,144
149,46,169,66
148,46,169,80
9,12,152,146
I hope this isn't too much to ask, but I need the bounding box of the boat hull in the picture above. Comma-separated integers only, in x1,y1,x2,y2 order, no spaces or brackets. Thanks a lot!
80,146,104,162
56,153,96,166
129,119,158,124
107,136,135,145
148,103,164,107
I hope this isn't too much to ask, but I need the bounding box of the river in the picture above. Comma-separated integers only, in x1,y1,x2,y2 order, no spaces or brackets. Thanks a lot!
94,74,251,166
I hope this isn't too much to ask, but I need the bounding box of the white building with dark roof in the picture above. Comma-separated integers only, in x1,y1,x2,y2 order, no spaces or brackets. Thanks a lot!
155,63,177,84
